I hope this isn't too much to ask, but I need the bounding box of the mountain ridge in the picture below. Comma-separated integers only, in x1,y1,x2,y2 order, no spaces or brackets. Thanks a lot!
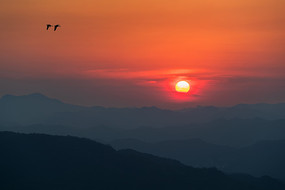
1,93,285,128
111,138,285,180
1,131,284,190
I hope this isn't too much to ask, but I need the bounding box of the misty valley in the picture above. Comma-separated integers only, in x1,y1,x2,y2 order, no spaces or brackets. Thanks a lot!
1,94,285,189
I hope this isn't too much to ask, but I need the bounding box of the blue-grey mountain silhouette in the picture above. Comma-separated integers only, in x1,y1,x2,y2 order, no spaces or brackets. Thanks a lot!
1,93,285,129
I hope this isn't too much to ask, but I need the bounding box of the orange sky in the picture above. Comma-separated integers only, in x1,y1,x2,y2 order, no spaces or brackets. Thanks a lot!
0,0,284,108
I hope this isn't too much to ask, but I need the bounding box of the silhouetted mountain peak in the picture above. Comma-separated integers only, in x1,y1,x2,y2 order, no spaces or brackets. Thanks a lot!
25,93,50,99
0,93,86,125
141,106,160,110
1,93,60,102
1,94,15,99
197,105,218,110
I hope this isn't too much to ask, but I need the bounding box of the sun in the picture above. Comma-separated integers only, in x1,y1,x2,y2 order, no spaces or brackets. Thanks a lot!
175,81,190,93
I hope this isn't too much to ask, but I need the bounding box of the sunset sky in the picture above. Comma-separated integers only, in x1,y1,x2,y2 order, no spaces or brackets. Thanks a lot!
1,0,284,108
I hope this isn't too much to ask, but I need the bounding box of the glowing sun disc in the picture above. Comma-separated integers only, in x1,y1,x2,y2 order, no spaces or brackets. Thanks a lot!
175,81,190,93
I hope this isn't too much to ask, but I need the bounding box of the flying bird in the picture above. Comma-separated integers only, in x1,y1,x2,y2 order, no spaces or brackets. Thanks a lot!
46,24,52,30
54,25,61,31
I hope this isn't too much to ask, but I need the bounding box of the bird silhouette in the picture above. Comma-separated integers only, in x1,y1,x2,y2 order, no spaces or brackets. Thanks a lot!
54,25,61,31
46,24,52,30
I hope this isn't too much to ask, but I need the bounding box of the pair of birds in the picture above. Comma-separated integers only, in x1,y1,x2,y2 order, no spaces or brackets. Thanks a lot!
46,24,61,31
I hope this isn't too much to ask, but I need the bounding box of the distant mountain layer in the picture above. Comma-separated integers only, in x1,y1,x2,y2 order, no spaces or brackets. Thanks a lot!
0,132,284,190
3,118,285,147
111,138,285,180
1,93,285,128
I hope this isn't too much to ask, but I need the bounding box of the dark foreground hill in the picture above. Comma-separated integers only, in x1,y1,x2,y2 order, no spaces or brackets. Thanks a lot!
0,132,284,190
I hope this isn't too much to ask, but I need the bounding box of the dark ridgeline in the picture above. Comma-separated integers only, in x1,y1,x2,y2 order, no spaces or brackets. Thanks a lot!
111,139,285,180
1,132,284,190
111,138,237,168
